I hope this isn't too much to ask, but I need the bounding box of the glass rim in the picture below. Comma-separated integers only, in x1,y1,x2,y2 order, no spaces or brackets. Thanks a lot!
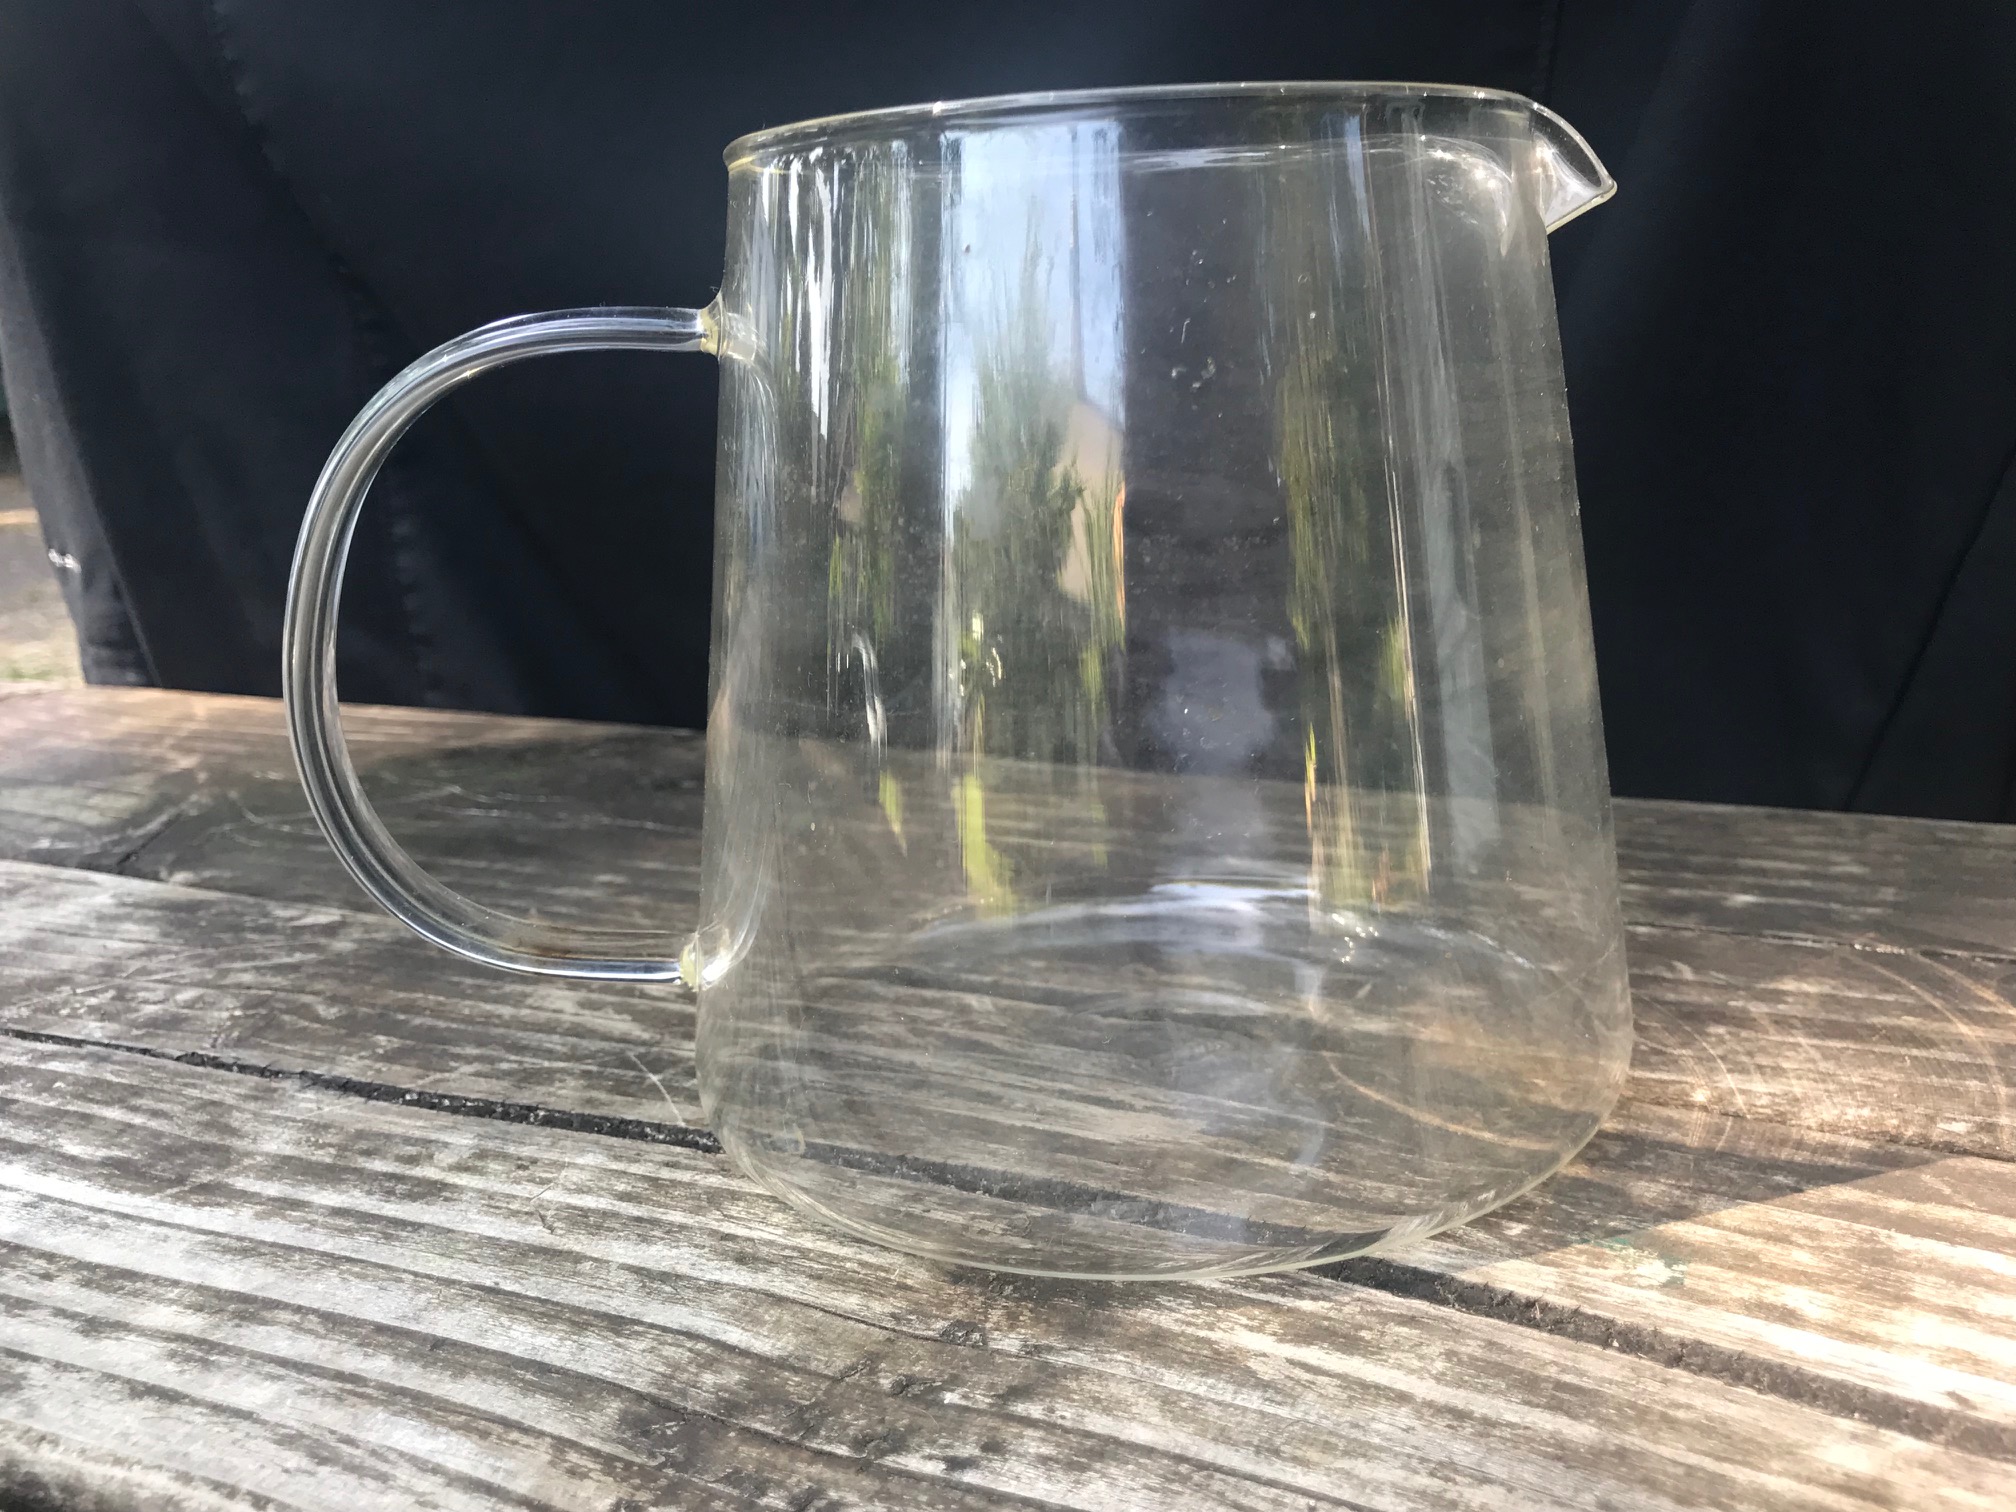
724,80,1537,165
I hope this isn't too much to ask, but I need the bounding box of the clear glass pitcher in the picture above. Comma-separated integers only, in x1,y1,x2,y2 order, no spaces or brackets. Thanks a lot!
285,82,1629,1280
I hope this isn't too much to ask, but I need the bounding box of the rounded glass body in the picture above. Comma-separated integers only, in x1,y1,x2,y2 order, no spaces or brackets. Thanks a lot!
694,85,1632,1277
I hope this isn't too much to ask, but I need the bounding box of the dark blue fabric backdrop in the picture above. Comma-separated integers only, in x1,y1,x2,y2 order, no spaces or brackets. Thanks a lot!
1,2,2011,817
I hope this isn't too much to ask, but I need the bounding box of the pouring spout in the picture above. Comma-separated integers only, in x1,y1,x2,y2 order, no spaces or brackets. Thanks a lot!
1531,104,1616,231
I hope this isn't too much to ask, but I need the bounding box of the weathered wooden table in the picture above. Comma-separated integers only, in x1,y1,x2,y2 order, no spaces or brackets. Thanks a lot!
0,685,2012,1510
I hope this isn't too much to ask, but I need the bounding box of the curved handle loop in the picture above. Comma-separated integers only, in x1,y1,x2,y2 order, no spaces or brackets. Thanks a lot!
282,307,716,982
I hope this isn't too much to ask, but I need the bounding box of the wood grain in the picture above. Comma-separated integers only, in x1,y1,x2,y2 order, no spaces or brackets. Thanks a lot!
1614,798,2016,959
1,840,2003,1185
3,686,2014,957
1625,924,2016,1158
0,687,2009,1165
4,687,2016,1503
3,857,2014,1452
3,1036,2009,1512
0,859,699,1128
1443,1148,2016,1432
0,687,700,931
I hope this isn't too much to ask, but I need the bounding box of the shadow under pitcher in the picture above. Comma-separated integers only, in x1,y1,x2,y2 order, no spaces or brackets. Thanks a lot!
285,82,1630,1280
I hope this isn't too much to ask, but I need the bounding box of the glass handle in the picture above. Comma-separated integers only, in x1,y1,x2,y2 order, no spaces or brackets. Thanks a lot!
282,307,717,983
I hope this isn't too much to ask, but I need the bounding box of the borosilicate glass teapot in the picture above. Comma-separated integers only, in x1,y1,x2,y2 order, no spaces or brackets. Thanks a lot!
285,82,1630,1280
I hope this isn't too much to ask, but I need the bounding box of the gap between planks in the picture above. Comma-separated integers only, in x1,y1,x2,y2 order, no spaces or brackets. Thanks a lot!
6,1019,2011,1464
5,851,2014,1445
18,1037,2010,1512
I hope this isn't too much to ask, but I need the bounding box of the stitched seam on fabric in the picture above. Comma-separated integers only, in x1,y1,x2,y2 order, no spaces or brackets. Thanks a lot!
192,4,695,718
1846,434,2016,810
0,292,156,685
4,9,188,687
1532,0,1566,102
194,0,450,705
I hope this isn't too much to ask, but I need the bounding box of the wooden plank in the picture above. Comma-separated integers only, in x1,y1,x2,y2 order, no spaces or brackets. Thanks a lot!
0,686,699,930
1433,1147,2016,1431
5,691,2015,1452
1406,1103,2016,1435
4,833,2010,1162
1382,1159,2016,1453
1615,799,2016,959
0,689,2010,1160
3,686,2015,959
0,859,700,1130
0,1419,283,1512
2,1037,2008,1512
4,859,2015,1453
1623,922,2016,1157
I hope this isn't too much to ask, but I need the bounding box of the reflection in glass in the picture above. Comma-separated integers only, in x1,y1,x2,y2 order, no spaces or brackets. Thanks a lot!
1258,124,1431,912
936,125,1128,908
688,90,1630,1280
